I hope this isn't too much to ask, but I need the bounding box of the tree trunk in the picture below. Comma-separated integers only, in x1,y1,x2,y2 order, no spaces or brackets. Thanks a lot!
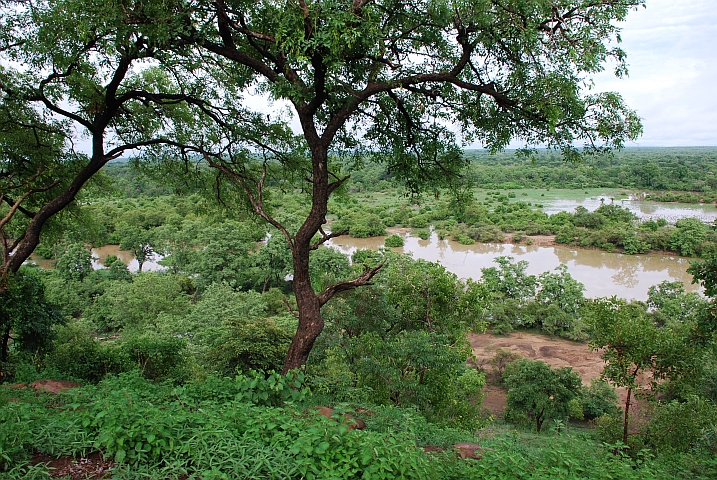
1,153,110,294
536,409,545,433
1,323,11,363
282,272,324,373
622,386,632,444
282,142,330,374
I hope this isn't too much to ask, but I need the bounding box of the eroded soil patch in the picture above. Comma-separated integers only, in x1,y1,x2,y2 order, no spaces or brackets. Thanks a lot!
469,332,643,418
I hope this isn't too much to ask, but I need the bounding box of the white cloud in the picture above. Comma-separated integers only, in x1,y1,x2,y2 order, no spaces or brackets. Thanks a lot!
591,0,717,146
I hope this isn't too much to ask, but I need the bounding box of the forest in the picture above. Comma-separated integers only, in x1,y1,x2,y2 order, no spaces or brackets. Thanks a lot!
1,0,716,479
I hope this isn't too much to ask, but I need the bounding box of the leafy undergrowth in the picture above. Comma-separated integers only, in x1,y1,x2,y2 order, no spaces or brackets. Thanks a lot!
1,372,712,479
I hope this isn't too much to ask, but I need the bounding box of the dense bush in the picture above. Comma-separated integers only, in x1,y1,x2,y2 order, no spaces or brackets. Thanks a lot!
384,234,404,247
580,379,621,420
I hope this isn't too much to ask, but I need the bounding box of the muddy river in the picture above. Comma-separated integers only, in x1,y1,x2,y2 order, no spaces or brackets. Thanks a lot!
28,232,700,302
328,232,699,301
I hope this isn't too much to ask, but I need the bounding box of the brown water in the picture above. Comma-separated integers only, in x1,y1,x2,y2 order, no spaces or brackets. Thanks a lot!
544,195,717,223
328,233,699,301
28,245,166,273
90,245,166,273
27,236,699,301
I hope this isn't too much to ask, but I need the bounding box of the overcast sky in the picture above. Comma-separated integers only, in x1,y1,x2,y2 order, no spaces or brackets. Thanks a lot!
591,0,717,147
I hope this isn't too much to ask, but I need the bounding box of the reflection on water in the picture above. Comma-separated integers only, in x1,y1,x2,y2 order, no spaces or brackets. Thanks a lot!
543,196,717,223
91,245,166,273
28,245,166,274
27,235,698,301
328,233,699,301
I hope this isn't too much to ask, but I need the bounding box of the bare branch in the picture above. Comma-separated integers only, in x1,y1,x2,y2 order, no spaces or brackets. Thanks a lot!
283,297,300,319
318,262,385,306
311,227,348,250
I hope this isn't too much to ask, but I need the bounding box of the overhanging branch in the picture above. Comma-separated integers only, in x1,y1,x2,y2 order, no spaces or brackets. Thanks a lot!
318,261,385,306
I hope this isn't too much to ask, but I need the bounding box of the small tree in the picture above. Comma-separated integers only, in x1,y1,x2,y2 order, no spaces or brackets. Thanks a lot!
588,297,701,444
117,225,155,273
0,269,62,366
55,242,94,282
504,358,582,433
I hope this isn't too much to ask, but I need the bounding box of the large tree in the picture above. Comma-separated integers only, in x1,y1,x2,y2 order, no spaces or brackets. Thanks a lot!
0,0,205,294
4,0,644,373
132,0,644,372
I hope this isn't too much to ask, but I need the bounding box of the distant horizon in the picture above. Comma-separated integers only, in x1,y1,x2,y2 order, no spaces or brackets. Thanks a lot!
110,145,717,163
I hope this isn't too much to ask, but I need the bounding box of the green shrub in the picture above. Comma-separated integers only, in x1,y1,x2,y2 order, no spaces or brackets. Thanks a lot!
384,234,404,247
46,331,124,383
414,228,430,240
408,214,429,228
580,379,621,420
119,334,188,381
646,396,717,453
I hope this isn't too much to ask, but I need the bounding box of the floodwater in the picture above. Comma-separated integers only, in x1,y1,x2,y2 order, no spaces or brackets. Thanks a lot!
543,195,717,223
27,231,700,301
328,232,699,301
28,245,166,273
90,245,166,273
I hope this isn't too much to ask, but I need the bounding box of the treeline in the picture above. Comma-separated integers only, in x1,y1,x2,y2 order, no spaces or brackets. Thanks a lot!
107,147,717,199
345,147,717,198
465,147,717,194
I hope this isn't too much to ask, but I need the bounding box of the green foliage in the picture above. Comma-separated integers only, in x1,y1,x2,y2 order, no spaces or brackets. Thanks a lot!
348,330,484,430
671,218,708,257
482,257,536,303
0,269,63,366
117,224,155,272
588,297,703,444
87,273,191,332
333,209,386,238
384,234,405,247
688,251,717,298
206,317,295,375
504,359,583,433
54,243,94,282
647,281,707,328
383,256,482,335
646,396,717,453
118,334,188,382
309,246,352,292
580,379,621,420
100,255,132,282
186,220,264,291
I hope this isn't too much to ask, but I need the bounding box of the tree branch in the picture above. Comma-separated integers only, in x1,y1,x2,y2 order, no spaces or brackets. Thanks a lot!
311,227,348,250
318,261,385,306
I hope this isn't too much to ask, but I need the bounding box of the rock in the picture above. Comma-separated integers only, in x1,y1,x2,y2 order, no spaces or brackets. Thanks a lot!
30,379,81,395
313,406,366,430
452,442,484,459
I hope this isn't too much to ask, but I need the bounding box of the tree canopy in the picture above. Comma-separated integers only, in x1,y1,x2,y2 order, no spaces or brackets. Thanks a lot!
1,0,644,371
